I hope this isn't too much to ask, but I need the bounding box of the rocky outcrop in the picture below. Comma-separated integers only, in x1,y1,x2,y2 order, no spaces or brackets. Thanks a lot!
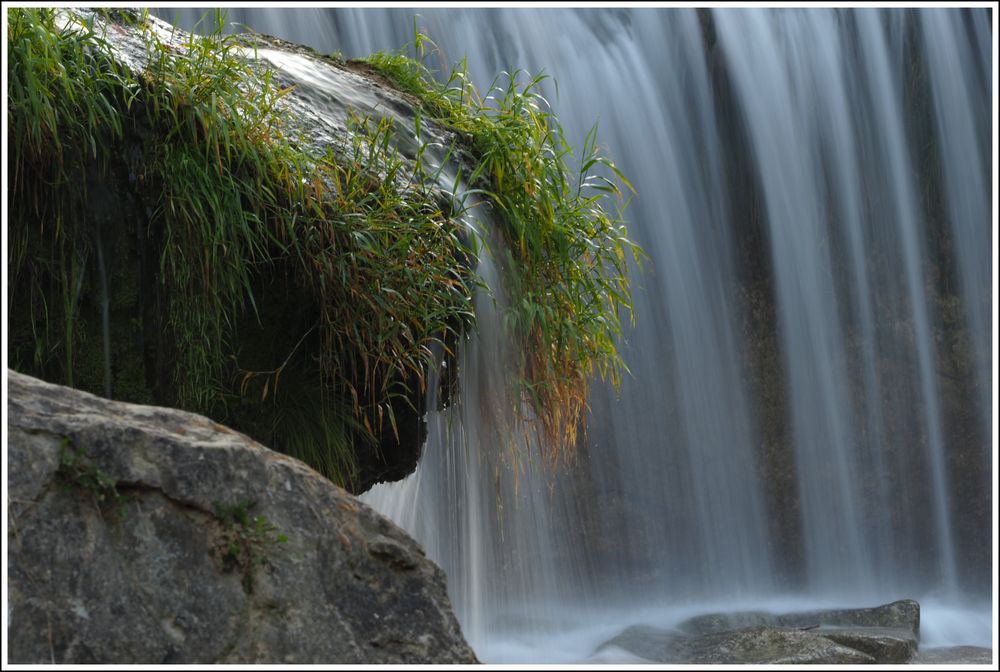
6,8,470,494
681,625,878,664
677,599,921,639
598,624,876,664
6,371,477,664
598,600,922,664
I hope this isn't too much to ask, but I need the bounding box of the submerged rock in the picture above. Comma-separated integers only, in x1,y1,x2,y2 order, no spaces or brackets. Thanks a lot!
682,625,877,664
677,599,921,639
597,624,876,664
597,624,686,662
599,600,923,663
675,610,775,635
6,371,477,664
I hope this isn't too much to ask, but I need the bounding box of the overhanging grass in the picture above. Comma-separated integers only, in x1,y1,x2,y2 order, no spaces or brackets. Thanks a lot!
364,31,643,465
7,8,641,484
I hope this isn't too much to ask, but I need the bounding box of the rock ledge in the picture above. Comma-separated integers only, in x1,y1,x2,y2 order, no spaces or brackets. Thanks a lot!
598,600,924,664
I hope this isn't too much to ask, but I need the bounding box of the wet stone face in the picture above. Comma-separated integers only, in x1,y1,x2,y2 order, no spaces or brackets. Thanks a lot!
6,371,477,664
598,601,922,664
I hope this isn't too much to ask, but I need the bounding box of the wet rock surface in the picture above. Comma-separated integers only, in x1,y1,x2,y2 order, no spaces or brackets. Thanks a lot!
817,626,917,663
599,600,925,663
682,625,878,664
597,624,685,662
6,371,477,664
598,624,876,664
913,646,993,664
677,599,921,638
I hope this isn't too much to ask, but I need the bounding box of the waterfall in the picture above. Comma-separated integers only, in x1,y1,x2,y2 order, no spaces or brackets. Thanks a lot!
160,7,993,661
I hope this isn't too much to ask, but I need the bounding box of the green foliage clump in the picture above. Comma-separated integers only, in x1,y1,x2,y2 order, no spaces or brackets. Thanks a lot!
57,437,126,515
7,8,473,486
211,498,288,593
364,29,643,464
8,9,127,391
7,8,640,484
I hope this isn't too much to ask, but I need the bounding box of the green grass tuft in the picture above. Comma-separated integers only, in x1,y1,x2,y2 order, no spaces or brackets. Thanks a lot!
364,30,643,465
7,8,641,484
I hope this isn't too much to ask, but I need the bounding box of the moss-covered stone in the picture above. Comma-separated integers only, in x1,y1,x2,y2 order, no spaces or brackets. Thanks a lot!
8,8,637,494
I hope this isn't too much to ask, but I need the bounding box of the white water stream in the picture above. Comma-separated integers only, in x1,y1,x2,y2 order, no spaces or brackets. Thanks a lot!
162,7,995,663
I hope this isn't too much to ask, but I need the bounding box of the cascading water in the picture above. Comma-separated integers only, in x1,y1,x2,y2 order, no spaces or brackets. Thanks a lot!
162,7,994,662
919,9,994,481
715,8,966,596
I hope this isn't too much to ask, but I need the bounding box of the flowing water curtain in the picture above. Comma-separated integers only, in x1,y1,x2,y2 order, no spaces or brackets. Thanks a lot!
356,7,781,631
340,3,992,609
157,5,994,658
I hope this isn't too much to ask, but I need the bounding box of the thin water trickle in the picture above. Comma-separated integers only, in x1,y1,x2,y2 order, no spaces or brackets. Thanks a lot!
162,7,993,662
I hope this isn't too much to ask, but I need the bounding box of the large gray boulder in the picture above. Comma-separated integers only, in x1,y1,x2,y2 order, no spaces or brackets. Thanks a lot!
6,371,477,664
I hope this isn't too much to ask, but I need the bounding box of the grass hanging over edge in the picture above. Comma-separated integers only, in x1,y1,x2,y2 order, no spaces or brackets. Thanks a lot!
364,29,645,467
7,8,480,487
9,7,643,483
